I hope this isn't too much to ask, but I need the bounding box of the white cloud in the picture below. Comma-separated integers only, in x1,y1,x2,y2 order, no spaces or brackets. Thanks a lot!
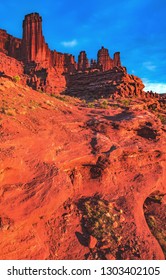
143,61,156,71
143,78,166,93
61,39,78,47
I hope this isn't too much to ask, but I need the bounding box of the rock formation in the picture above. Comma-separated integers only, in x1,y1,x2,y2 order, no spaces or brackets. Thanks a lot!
0,12,148,98
65,67,145,99
22,13,49,64
0,13,128,96
113,52,121,67
78,51,89,71
97,46,113,71
0,29,22,59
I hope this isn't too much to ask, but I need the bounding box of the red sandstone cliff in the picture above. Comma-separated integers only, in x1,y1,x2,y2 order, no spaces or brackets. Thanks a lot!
0,29,22,59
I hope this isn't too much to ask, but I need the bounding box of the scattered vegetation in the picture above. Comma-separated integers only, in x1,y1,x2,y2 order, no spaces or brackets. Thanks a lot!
78,195,124,244
0,106,16,116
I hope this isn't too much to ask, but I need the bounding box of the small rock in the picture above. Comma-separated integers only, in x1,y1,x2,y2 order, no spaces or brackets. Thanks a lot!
119,215,125,223
89,235,98,249
113,221,118,228
105,253,116,260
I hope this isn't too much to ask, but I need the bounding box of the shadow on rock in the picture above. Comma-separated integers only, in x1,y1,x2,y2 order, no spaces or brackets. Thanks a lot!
75,232,89,247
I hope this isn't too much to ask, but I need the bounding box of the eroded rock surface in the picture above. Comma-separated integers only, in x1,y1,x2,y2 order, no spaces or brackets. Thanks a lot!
0,77,165,259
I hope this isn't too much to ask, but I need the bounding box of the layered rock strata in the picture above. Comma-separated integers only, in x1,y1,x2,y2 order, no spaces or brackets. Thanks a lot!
65,67,145,99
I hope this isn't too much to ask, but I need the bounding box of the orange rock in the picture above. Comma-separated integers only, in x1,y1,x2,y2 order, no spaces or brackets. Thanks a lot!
113,221,118,228
89,236,98,249
119,215,125,223
105,253,116,260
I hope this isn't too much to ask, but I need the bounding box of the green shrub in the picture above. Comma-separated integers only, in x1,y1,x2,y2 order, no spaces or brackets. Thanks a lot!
87,102,95,108
100,100,108,109
121,99,130,107
12,75,20,83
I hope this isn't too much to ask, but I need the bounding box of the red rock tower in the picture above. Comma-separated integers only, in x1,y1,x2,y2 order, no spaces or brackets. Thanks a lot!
78,51,89,71
22,13,49,63
113,52,121,67
97,46,113,71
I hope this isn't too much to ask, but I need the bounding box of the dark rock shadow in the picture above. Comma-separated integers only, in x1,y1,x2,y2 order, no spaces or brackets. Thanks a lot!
90,137,98,154
137,126,158,140
104,110,134,122
75,231,89,247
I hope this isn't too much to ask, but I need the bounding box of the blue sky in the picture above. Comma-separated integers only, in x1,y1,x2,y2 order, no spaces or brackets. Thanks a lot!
0,0,166,92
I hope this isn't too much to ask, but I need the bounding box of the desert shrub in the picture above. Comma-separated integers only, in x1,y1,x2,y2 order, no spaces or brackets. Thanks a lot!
12,75,20,83
100,100,108,109
38,89,44,93
87,102,95,108
158,114,166,124
55,95,68,102
121,99,130,107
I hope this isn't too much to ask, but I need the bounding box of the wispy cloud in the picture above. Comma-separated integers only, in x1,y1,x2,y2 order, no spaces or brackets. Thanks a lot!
143,61,156,71
61,39,78,47
143,78,166,93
